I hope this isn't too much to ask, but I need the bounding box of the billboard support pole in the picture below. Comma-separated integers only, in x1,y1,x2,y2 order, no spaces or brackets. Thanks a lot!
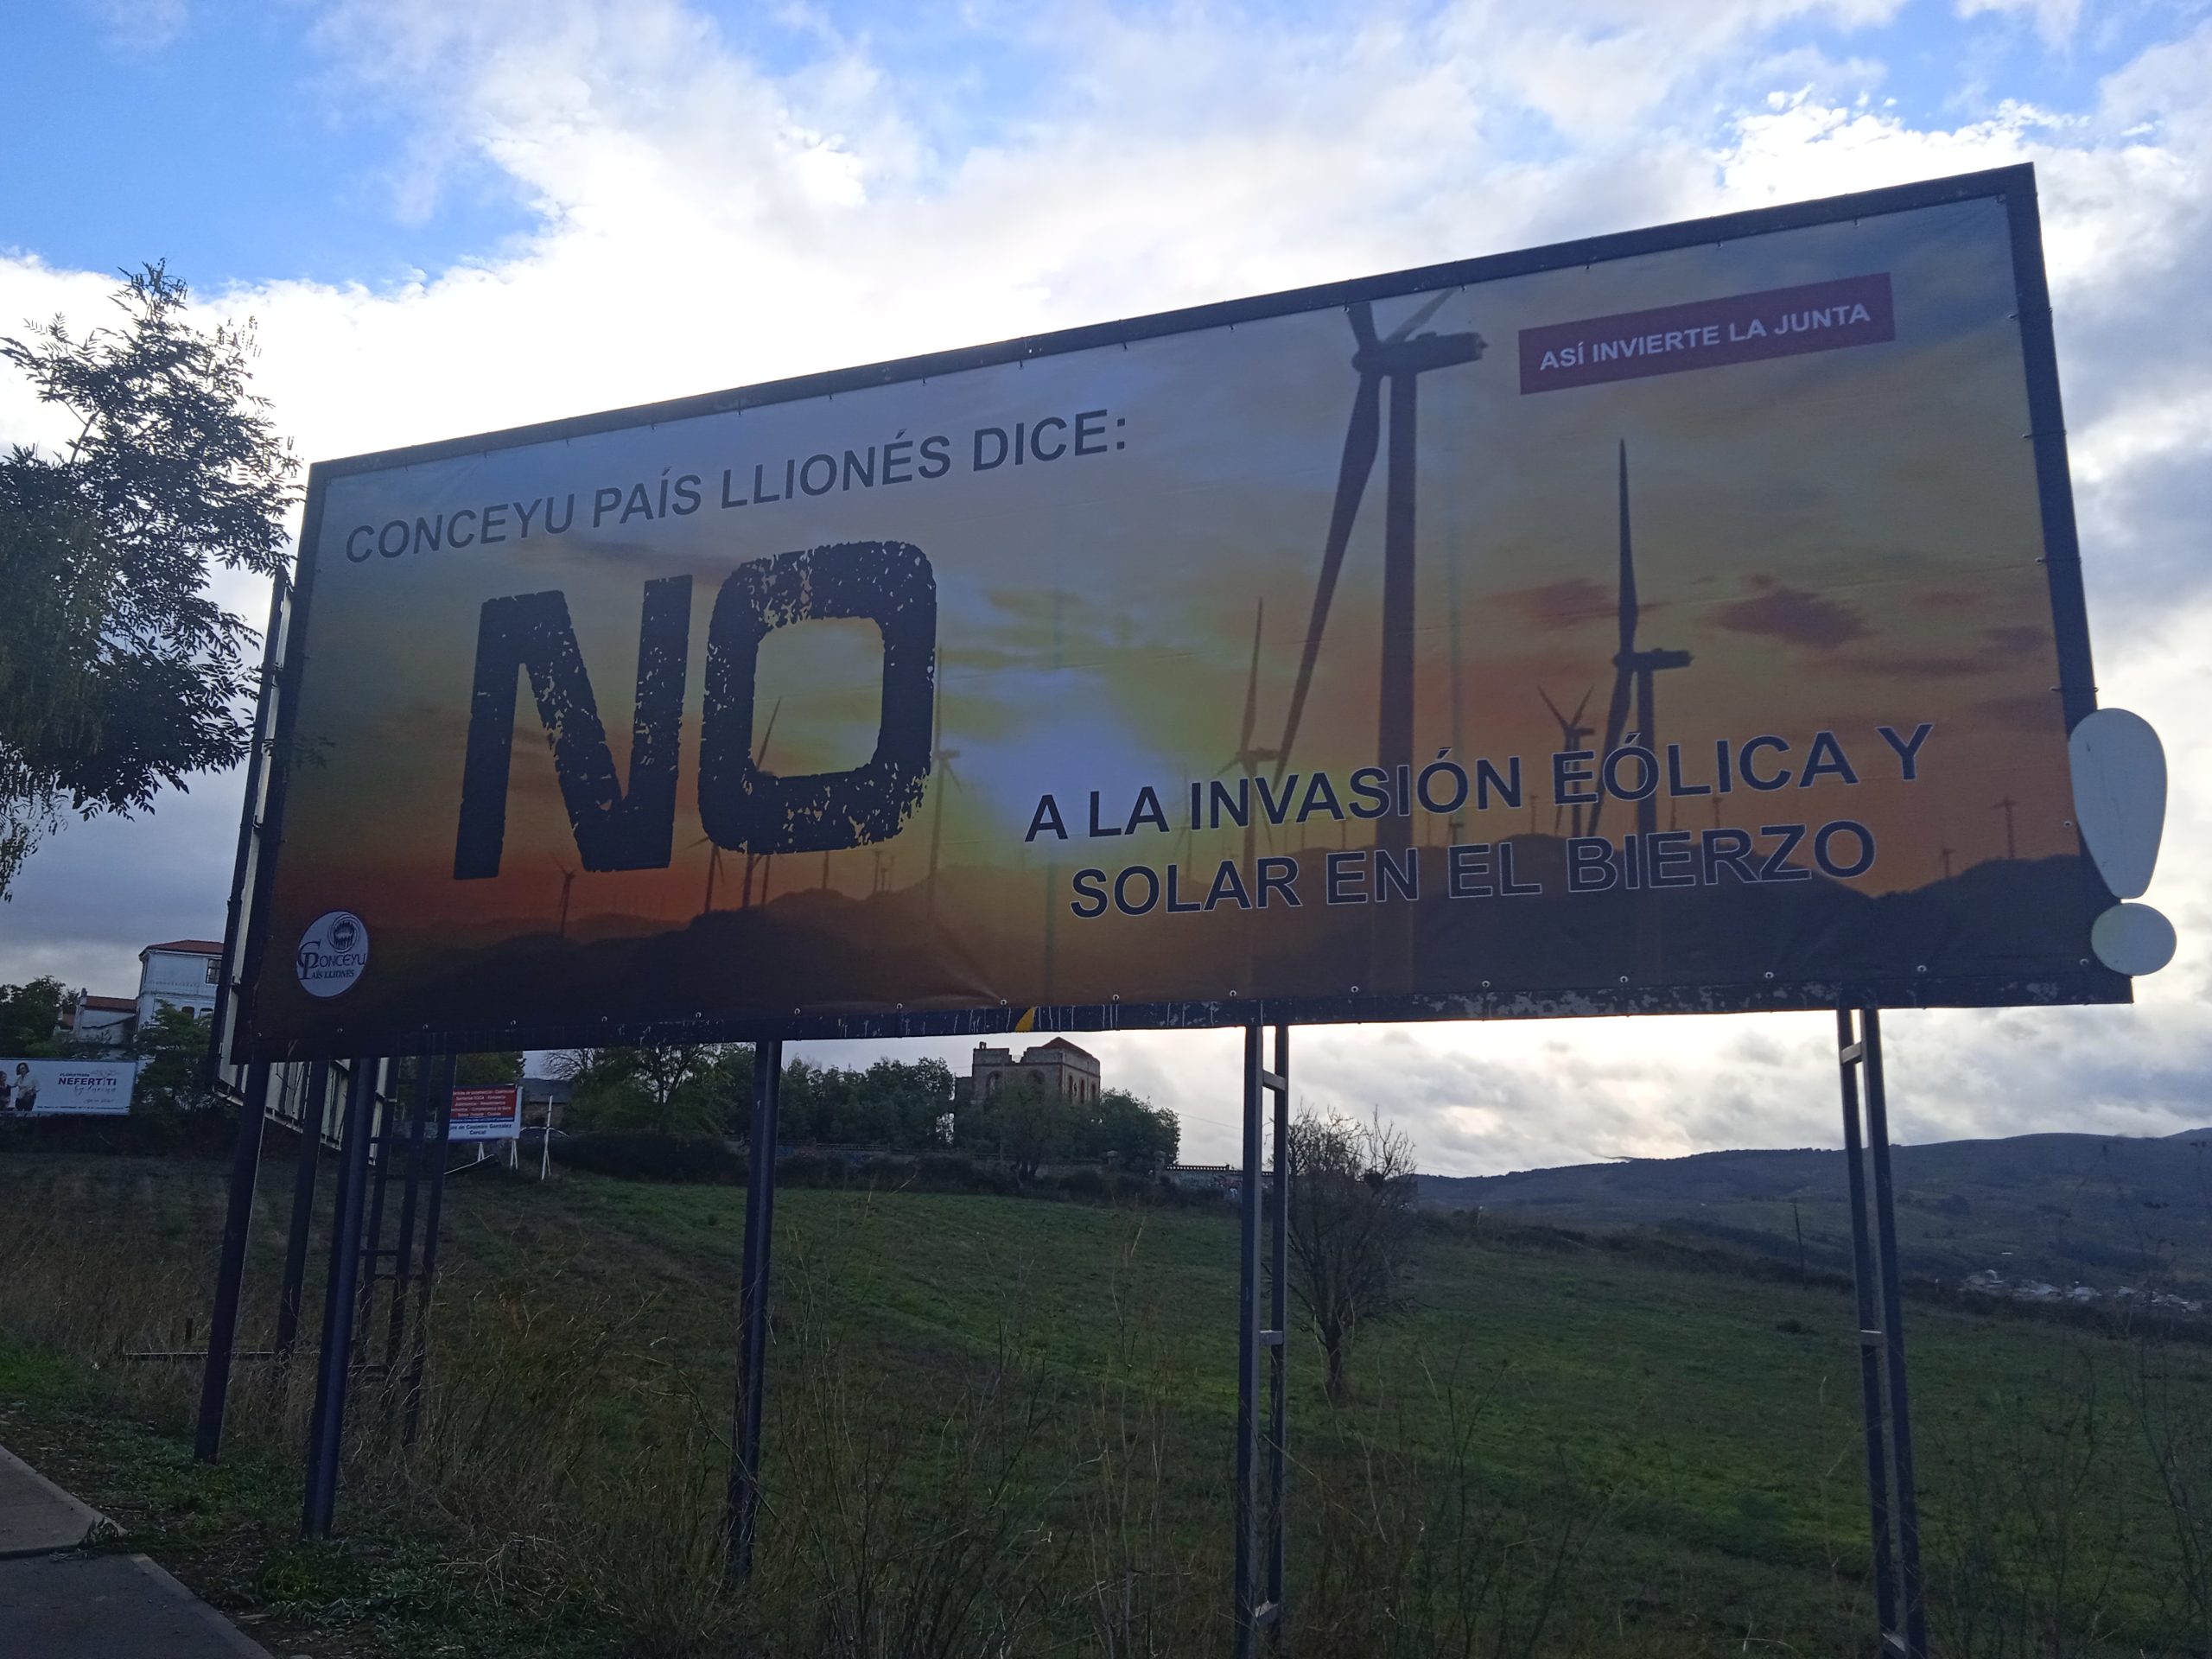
195,1059,271,1462
303,1059,378,1538
272,1060,333,1386
1838,1007,1927,1658
1235,1022,1290,1655
401,1056,456,1447
726,1037,783,1582
353,1067,399,1368
380,1060,437,1412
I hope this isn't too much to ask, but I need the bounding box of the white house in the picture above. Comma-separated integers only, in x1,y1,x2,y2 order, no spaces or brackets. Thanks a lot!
135,938,223,1028
64,938,224,1051
68,995,137,1048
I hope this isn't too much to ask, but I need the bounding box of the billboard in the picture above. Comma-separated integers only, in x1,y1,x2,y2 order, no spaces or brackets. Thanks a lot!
1,1059,136,1116
447,1085,522,1143
232,165,2120,1061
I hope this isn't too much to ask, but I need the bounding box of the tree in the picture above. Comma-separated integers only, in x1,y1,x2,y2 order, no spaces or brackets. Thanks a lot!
454,1051,523,1087
959,1078,1074,1182
554,1044,728,1134
779,1054,954,1149
1082,1087,1179,1173
1284,1107,1417,1403
0,264,297,896
0,977,70,1056
132,1003,218,1114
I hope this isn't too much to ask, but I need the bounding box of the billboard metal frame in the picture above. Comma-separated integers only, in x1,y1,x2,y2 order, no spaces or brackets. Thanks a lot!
225,162,2120,1066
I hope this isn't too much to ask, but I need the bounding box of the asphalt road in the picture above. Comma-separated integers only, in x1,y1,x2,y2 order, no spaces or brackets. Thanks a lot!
0,1443,269,1657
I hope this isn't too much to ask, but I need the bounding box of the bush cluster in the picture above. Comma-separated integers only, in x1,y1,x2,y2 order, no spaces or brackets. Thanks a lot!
548,1133,1225,1210
550,1131,742,1184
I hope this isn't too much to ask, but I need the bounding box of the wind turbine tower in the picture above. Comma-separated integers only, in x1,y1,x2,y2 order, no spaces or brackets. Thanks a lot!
925,672,965,925
1221,601,1281,874
738,698,783,907
1591,442,1692,840
550,858,576,940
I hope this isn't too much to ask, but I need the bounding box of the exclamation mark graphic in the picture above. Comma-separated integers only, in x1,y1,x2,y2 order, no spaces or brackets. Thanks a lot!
2069,707,2177,975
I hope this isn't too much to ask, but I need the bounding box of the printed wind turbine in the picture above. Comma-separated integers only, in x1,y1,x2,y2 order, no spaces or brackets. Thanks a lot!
550,856,576,940
695,698,780,914
1220,601,1281,872
1589,443,1691,840
739,698,783,906
1537,686,1596,836
1274,295,1486,851
925,673,965,925
690,836,725,913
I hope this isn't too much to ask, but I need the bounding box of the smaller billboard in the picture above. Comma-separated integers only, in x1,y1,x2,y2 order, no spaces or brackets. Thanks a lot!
1,1058,137,1116
448,1084,522,1142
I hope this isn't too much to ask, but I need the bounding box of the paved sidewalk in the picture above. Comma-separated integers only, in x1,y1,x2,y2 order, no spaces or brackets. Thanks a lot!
0,1443,270,1656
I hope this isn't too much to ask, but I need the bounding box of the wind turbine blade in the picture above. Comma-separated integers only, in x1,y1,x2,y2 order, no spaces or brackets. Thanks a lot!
1277,372,1381,773
1537,685,1567,728
1617,441,1638,656
1571,685,1594,726
1348,301,1379,353
1238,601,1264,754
755,696,784,766
1387,291,1450,342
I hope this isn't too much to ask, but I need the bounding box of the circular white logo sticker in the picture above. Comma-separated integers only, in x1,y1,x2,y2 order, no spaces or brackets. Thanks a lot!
296,911,370,999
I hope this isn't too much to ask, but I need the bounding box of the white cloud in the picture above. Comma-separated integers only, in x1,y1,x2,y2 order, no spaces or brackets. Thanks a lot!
82,0,188,54
1957,0,2085,50
5,1,2210,1171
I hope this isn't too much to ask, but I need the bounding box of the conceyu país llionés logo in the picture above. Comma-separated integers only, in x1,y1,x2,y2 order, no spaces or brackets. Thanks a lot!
296,910,371,998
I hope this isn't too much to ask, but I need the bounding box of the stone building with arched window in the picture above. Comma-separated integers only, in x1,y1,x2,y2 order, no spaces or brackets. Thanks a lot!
955,1037,1103,1105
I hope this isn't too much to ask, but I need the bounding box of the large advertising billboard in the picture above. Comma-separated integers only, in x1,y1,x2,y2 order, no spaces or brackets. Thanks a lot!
0,1059,136,1116
232,165,2120,1061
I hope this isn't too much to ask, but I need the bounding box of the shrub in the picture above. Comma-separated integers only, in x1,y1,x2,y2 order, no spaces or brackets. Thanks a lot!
0,1109,235,1158
776,1150,833,1187
1058,1166,1107,1200
551,1131,741,1183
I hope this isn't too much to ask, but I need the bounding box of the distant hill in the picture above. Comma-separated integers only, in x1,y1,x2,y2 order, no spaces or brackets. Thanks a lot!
1419,1127,2212,1296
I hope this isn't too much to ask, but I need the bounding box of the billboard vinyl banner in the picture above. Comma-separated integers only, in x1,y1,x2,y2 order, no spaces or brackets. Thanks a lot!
1,1059,136,1116
233,165,2121,1060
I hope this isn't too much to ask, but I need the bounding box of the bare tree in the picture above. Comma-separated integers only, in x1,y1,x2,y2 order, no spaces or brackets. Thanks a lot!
1285,1107,1417,1403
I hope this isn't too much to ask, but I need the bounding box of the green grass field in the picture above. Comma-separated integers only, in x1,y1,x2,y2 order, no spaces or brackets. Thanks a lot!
1,1150,2207,1656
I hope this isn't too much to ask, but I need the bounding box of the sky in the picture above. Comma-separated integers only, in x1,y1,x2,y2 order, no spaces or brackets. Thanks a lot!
3,0,2209,1171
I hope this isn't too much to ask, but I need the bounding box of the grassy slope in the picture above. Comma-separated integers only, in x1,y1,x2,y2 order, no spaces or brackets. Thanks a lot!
0,1152,2205,1655
515,1175,2202,1643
